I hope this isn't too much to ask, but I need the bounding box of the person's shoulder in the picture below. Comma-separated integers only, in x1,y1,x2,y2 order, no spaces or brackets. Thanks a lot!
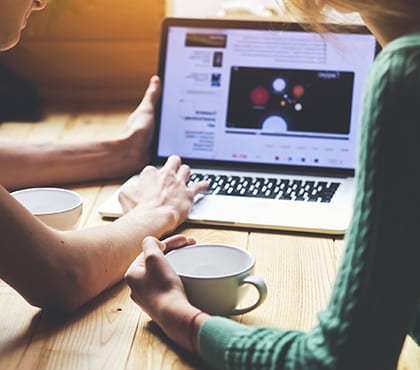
369,32,420,89
375,31,420,72
383,31,420,54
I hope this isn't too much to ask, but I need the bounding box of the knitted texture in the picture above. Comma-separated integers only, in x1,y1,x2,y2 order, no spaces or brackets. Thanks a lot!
198,31,420,370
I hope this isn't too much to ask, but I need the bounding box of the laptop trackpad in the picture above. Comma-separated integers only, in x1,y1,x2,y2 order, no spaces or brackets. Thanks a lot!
190,195,305,223
189,195,350,233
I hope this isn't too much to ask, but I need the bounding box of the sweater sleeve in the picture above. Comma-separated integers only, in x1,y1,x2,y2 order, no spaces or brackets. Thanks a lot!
198,35,420,370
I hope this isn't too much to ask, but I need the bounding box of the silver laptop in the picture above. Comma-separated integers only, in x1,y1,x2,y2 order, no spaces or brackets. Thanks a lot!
99,17,377,235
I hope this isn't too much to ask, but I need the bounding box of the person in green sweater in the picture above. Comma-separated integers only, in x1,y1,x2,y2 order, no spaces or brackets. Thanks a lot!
125,1,420,369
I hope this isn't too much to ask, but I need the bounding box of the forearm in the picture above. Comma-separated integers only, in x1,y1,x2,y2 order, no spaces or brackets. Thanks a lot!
60,207,177,310
153,300,208,353
199,318,306,370
0,186,174,312
0,137,132,190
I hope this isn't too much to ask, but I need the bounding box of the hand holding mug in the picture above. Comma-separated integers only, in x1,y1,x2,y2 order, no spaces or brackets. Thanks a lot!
125,235,195,321
126,237,267,318
165,243,267,315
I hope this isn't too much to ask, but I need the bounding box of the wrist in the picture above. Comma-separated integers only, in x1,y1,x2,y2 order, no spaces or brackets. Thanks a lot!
158,300,209,353
112,214,162,247
113,132,150,176
121,205,178,236
189,310,209,354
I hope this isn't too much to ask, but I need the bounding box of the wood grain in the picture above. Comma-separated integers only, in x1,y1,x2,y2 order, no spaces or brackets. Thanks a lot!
0,107,418,369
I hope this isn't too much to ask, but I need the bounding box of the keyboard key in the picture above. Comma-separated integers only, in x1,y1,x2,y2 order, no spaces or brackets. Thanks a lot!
188,172,340,203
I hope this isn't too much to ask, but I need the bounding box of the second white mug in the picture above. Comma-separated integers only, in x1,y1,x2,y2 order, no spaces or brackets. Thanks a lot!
165,243,267,316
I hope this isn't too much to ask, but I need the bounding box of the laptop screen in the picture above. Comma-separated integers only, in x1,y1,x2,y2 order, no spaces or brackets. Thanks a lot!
154,18,377,175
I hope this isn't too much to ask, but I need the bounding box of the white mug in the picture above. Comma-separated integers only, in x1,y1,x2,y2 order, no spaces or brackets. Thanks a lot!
11,187,83,230
165,243,267,316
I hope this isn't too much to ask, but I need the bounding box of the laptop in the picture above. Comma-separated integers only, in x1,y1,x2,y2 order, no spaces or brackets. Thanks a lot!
99,17,378,235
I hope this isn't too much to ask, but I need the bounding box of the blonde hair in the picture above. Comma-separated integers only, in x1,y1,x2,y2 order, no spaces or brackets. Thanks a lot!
279,0,419,30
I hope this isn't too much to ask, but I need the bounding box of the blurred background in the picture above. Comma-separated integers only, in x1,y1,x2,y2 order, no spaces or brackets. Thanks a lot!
1,0,166,107
0,0,278,112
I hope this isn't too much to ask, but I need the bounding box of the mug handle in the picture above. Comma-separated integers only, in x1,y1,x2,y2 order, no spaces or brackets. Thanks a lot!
230,275,268,315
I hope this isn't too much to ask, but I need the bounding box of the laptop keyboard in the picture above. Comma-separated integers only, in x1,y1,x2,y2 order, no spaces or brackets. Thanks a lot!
188,172,340,203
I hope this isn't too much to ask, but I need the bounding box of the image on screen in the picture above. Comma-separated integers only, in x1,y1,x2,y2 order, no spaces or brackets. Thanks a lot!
226,67,354,135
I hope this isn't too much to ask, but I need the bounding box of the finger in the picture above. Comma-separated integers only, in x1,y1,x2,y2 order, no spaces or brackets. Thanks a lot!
162,234,188,246
185,236,197,245
143,75,161,107
132,75,161,113
137,164,157,177
161,155,182,172
142,236,174,273
133,251,145,266
124,251,145,281
162,234,197,252
177,164,191,182
188,180,209,195
142,236,166,256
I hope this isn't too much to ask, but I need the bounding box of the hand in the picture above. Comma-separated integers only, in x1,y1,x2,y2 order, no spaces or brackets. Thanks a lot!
118,155,208,231
125,236,202,351
125,234,193,311
115,75,161,176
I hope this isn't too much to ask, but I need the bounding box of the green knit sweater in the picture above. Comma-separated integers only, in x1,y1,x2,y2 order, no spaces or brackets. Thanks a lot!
198,31,420,370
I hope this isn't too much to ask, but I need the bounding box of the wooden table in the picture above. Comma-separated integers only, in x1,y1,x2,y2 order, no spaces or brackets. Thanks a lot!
1,106,419,370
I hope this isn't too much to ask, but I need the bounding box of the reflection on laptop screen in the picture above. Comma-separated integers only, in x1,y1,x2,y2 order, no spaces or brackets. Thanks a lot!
157,20,377,172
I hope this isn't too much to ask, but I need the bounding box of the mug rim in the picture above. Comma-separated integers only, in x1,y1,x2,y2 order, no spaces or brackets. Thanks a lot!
11,187,83,216
165,243,255,279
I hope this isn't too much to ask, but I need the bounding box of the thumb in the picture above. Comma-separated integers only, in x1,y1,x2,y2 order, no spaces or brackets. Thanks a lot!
144,75,161,106
142,236,166,254
135,75,161,112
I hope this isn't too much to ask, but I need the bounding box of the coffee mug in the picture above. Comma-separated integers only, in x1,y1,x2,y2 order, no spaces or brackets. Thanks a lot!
165,243,267,316
11,187,83,230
